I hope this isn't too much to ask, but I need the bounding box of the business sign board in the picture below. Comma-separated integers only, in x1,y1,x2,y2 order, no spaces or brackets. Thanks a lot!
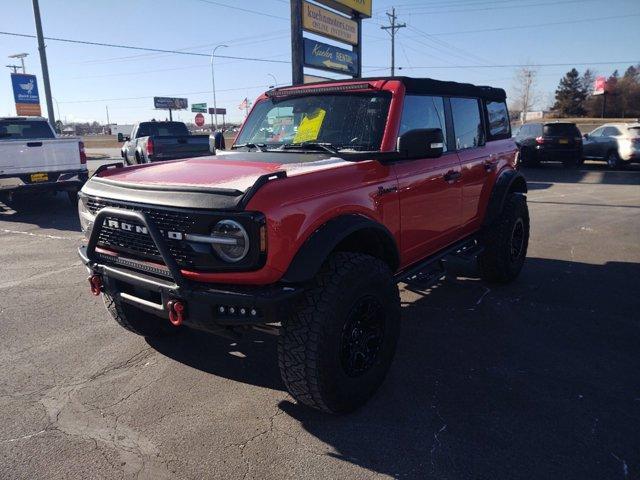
191,102,207,112
316,0,372,18
208,107,227,115
593,76,607,96
194,113,205,127
302,1,358,46
154,97,188,109
11,73,42,116
304,74,331,84
303,38,358,75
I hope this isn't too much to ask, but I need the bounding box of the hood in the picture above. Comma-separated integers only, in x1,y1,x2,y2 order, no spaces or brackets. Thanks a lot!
82,152,351,211
96,152,349,192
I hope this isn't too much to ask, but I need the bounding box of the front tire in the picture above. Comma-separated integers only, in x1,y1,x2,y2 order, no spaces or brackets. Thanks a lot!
479,193,530,283
278,252,401,414
606,150,622,169
103,290,181,338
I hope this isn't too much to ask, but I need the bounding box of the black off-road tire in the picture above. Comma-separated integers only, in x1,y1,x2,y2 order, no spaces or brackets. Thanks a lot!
103,291,181,338
479,193,530,284
606,150,622,169
278,252,401,414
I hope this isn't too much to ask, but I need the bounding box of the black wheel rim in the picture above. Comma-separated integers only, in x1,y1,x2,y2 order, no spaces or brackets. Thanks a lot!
510,218,525,262
340,295,385,378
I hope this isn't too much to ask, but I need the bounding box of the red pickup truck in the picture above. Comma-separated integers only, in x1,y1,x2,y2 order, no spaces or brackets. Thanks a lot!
77,77,528,413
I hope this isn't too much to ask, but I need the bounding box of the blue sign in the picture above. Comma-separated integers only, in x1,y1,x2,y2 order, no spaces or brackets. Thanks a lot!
303,38,358,76
11,74,40,104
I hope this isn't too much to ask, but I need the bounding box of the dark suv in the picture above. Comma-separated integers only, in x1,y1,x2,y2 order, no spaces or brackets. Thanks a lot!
515,122,583,167
77,77,529,413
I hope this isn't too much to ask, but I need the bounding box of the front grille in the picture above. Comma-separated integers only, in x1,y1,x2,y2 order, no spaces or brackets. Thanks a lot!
87,198,202,269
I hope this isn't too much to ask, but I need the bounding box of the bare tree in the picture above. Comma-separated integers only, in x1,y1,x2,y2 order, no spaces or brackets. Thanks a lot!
511,67,539,124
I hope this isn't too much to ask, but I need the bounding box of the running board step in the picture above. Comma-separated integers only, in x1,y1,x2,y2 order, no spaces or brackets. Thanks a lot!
396,237,483,290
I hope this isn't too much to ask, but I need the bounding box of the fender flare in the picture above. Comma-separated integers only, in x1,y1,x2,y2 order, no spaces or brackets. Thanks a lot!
281,214,400,284
483,169,528,226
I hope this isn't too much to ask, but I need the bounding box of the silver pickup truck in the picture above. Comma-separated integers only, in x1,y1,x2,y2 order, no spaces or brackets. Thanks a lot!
0,117,87,202
120,121,210,164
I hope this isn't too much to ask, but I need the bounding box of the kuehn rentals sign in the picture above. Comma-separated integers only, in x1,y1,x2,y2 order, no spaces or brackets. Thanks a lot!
291,0,372,84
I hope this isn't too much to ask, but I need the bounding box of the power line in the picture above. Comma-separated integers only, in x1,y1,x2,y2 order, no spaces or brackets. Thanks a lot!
397,0,598,15
193,0,288,21
394,61,640,70
426,12,640,36
0,31,290,64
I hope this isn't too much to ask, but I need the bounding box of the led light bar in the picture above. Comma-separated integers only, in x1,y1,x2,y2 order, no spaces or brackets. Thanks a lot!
266,82,373,98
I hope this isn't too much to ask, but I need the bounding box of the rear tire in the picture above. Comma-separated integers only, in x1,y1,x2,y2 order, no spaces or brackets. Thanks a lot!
479,193,529,284
103,290,181,338
278,252,401,414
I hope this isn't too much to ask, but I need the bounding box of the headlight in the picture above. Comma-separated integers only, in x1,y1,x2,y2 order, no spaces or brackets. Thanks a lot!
77,196,95,236
210,219,249,263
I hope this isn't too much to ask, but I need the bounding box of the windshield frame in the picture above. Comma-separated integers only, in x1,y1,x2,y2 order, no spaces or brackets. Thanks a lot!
233,91,392,153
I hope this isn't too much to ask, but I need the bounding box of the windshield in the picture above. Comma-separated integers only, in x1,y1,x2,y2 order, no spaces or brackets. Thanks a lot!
137,122,189,137
0,120,54,139
543,123,580,136
234,92,391,151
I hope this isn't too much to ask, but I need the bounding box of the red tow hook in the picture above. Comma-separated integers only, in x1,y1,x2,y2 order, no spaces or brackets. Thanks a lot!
167,300,186,327
88,274,103,296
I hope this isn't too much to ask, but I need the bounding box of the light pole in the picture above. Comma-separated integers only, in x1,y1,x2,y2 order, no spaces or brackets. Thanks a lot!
8,53,28,73
267,73,278,89
211,44,228,130
52,96,61,130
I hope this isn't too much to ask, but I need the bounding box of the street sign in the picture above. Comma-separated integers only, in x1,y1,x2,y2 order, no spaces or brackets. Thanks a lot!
154,97,188,109
302,1,359,46
11,73,42,116
315,0,372,18
303,38,358,75
191,102,207,112
194,113,205,127
208,107,227,115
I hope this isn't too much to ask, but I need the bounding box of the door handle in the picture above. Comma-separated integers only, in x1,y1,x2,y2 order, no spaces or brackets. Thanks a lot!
443,170,462,183
484,154,498,171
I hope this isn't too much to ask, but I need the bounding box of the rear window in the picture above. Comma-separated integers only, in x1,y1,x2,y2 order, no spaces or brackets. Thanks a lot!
0,120,54,139
543,123,580,136
137,122,189,137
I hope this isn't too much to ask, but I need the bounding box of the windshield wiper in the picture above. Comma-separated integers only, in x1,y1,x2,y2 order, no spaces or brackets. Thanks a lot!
281,142,340,154
232,143,267,152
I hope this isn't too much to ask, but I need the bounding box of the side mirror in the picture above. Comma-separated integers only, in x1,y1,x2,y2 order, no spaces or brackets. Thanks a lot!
583,133,589,139
124,135,131,142
397,128,444,159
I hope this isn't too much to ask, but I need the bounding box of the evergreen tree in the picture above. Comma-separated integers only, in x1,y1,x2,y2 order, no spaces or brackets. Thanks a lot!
552,68,586,116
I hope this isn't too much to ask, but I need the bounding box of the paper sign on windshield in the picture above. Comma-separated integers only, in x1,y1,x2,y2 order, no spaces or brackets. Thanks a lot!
293,108,326,143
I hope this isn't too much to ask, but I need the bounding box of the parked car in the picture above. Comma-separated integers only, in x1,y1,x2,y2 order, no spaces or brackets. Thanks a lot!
582,123,640,168
120,121,210,164
514,121,583,167
77,77,528,413
0,117,87,202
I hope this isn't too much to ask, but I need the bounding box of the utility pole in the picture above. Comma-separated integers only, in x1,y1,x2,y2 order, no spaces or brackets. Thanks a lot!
105,105,111,126
380,8,406,77
32,0,55,126
211,44,228,130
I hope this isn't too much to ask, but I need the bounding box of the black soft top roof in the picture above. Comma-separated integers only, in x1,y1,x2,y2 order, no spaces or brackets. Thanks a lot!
392,77,506,102
279,76,506,102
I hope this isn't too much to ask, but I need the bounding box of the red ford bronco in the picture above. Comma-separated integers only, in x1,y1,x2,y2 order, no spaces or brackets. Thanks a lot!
78,77,529,413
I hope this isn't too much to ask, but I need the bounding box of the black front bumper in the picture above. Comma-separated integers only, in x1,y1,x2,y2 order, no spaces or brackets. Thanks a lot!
78,207,302,332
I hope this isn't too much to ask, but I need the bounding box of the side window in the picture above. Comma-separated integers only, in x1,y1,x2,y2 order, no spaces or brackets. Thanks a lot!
451,97,484,149
590,127,604,137
398,95,447,152
603,126,621,136
485,101,510,139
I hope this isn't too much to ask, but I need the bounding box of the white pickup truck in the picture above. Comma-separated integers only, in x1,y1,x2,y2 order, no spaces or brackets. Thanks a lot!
0,117,88,202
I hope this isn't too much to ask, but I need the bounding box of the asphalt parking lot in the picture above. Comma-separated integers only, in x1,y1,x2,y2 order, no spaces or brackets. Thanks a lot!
1,163,639,480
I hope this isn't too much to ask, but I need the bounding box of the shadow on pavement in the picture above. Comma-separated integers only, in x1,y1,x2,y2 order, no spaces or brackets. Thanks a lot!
522,162,640,186
0,192,81,232
149,256,640,479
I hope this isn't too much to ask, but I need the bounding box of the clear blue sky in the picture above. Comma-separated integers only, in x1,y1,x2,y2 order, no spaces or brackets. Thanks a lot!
2,0,639,125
